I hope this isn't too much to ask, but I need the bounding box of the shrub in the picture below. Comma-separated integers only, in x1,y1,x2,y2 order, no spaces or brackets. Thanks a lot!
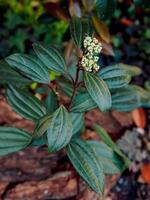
0,0,150,195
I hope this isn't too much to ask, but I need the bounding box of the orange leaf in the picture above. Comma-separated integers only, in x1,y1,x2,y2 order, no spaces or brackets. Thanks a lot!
120,18,134,26
132,108,146,129
92,16,111,43
141,164,150,184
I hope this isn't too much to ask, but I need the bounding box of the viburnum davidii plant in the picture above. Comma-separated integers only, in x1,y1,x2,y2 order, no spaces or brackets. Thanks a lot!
0,17,150,194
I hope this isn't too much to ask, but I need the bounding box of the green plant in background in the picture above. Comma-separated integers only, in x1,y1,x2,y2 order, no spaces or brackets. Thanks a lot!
111,0,150,63
0,0,68,57
1,0,150,195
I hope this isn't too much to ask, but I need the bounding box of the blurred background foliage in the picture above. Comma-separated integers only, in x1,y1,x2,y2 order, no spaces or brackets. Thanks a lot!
0,0,68,57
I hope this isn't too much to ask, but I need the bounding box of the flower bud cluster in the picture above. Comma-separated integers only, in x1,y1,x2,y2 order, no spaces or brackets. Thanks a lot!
81,36,102,72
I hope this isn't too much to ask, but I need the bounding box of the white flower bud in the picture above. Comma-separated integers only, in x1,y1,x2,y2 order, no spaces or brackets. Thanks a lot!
93,38,98,44
81,36,102,72
93,56,99,62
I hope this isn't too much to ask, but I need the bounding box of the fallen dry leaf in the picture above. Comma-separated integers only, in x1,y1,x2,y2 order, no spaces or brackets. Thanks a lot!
120,18,134,26
141,164,150,184
132,108,146,129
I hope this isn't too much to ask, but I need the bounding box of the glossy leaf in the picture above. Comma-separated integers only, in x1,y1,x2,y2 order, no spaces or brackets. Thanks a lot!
70,112,84,135
82,18,93,38
58,80,85,97
31,135,47,147
111,87,141,111
66,138,104,193
71,92,97,113
34,115,52,138
145,80,150,91
68,65,83,82
94,124,115,149
70,17,82,48
133,85,149,103
136,85,150,108
5,53,50,84
84,72,111,112
44,91,58,114
33,43,67,75
47,106,73,152
119,63,142,77
99,64,131,89
0,127,32,156
94,124,131,168
0,60,31,86
58,80,73,97
96,0,116,20
88,140,125,174
7,86,46,121
70,17,93,48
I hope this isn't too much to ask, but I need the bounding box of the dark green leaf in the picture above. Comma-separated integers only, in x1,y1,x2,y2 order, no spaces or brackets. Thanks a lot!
47,106,73,152
33,43,67,74
58,80,85,97
31,135,47,146
95,0,116,20
0,127,32,156
133,85,149,102
71,92,97,112
94,124,115,149
44,91,58,114
70,112,84,135
70,17,82,48
82,18,93,38
7,86,46,121
99,65,131,89
94,124,131,168
88,140,125,174
58,80,73,97
9,29,27,52
84,72,111,112
70,17,93,48
144,80,150,91
68,65,83,82
111,86,141,111
0,60,31,86
66,138,104,193
5,54,50,84
34,115,51,138
132,85,150,108
119,63,142,77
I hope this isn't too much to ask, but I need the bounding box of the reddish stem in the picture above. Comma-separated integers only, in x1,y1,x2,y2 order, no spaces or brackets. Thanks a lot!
67,66,81,111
